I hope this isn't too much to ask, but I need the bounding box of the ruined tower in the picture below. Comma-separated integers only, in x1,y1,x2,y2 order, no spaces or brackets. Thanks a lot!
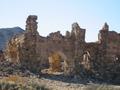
20,15,40,72
71,22,85,42
71,23,86,61
98,22,109,45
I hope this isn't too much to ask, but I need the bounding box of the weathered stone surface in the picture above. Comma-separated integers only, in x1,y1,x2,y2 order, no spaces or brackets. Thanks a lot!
4,16,120,82
5,15,41,73
0,50,4,61
48,52,62,72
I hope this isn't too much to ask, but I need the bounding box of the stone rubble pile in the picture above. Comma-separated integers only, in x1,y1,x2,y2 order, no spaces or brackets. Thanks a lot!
0,61,37,77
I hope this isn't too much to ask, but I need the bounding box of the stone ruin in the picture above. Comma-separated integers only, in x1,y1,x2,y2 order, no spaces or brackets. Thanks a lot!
4,15,120,81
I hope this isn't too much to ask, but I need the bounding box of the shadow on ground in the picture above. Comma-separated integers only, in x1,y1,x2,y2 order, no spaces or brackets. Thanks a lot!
40,73,120,85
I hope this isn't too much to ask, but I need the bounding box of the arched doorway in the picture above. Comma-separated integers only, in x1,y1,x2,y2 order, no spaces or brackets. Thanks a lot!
48,51,67,72
41,51,75,76
82,51,91,70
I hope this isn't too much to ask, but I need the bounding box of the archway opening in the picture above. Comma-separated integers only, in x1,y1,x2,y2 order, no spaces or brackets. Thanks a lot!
82,51,91,70
48,52,63,72
41,51,69,75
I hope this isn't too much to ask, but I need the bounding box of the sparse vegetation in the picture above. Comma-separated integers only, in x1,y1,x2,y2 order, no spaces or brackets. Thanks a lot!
0,75,49,90
84,84,120,90
0,82,48,90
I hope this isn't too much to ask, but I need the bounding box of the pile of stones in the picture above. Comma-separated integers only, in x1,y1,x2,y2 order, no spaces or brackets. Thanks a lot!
0,61,37,77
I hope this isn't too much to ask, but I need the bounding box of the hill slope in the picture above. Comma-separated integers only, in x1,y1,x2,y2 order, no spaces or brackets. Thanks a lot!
0,27,24,50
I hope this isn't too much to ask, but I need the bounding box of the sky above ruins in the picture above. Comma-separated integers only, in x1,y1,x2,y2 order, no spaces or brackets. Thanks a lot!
0,0,119,42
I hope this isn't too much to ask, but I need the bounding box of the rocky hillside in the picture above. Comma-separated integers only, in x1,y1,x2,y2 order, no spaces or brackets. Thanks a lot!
0,27,24,50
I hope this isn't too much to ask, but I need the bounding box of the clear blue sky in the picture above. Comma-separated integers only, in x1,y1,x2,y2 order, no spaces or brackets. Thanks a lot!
0,0,120,42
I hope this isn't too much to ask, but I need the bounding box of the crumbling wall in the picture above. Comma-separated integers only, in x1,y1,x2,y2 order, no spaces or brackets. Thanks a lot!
37,22,85,76
89,23,120,80
76,23,120,81
5,35,24,63
5,16,86,76
5,16,120,80
5,15,41,73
